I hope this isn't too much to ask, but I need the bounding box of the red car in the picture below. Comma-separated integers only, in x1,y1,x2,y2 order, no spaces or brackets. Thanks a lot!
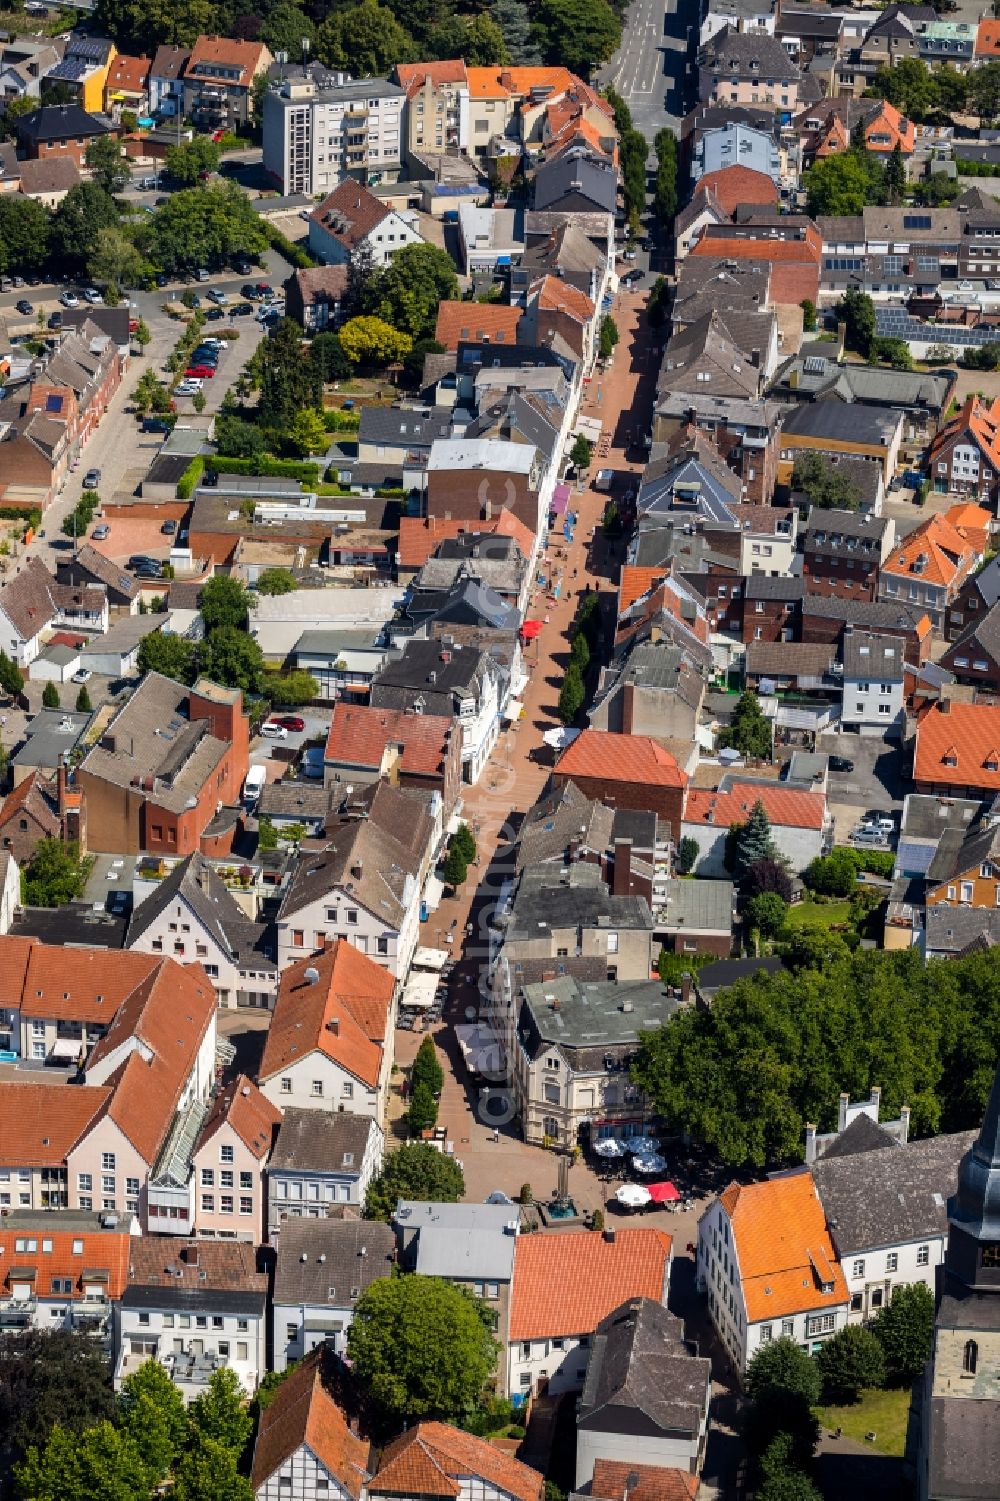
256,282,273,296
279,715,305,732
185,365,216,378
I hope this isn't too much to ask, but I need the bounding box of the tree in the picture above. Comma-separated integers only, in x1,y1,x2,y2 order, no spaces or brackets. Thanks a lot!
253,1364,298,1415
598,315,619,361
338,315,412,367
452,823,477,864
88,228,150,294
17,1419,152,1501
0,1330,114,1468
139,183,269,275
0,195,51,278
653,127,679,226
757,1433,823,1501
840,286,876,359
872,1281,935,1385
531,0,620,76
442,842,469,889
464,12,510,64
746,1338,822,1408
722,691,772,760
0,650,24,698
74,685,93,713
137,631,196,683
286,408,328,456
872,336,913,372
197,627,264,696
870,58,936,122
133,320,151,352
804,151,873,217
365,244,460,341
885,141,906,206
165,138,222,186
557,662,585,725
570,434,592,472
315,0,418,75
94,0,215,49
619,128,648,226
215,415,268,460
803,848,858,898
570,631,590,670
347,1274,498,1426
260,3,316,56
118,1359,188,1482
676,836,699,875
745,892,788,941
490,0,540,64
411,1036,445,1097
406,1081,439,1135
200,575,250,632
169,1433,254,1501
51,183,120,275
188,1368,252,1456
22,839,89,908
744,1342,821,1464
41,681,60,709
800,299,816,332
310,331,352,385
265,671,318,706
791,451,862,512
816,1324,886,1404
971,59,1000,125
85,135,130,196
364,1142,465,1220
255,568,297,596
745,858,793,903
0,96,35,142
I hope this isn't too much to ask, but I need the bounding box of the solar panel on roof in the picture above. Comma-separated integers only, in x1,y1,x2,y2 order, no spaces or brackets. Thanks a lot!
803,356,827,374
903,214,932,230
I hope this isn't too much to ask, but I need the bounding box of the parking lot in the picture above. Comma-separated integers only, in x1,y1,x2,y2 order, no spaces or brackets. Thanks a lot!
818,730,905,842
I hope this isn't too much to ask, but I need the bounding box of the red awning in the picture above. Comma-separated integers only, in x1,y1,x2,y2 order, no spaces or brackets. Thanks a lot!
521,620,544,641
646,1181,681,1204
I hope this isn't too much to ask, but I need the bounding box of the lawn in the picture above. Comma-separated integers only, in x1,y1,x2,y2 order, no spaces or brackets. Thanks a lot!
817,1387,911,1457
784,898,852,931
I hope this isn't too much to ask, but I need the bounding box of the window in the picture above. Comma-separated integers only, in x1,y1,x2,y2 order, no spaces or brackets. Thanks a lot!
240,1172,252,1190
346,909,358,925
202,1169,214,1187
238,1318,249,1333
138,1313,150,1327
342,1082,353,1098
202,1194,215,1212
964,1339,978,1374
292,930,304,948
311,1080,323,1097
280,1077,292,1094
886,1252,898,1273
220,1144,234,1164
221,1196,233,1213
377,935,389,955
759,1324,773,1342
220,1171,233,1189
237,1341,248,1360
240,1196,253,1215
101,1153,115,1171
77,1174,92,1192
782,1319,794,1337
607,932,618,953
917,1244,929,1266
852,1259,865,1278
102,1175,115,1194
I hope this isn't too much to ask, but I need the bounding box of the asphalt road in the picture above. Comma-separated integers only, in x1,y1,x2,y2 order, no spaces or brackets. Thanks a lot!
600,0,695,137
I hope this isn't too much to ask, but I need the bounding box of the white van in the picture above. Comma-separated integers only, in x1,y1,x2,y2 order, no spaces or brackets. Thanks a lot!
243,766,266,808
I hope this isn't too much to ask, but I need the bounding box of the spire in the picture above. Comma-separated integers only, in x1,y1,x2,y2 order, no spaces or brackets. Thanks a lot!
951,1055,1000,1246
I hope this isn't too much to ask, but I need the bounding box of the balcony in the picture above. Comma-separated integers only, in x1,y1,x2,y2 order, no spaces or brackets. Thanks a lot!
0,1301,33,1330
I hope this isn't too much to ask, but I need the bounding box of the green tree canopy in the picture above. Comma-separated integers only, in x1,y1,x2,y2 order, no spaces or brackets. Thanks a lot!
364,1143,465,1221
0,650,24,698
871,1281,935,1384
676,836,699,875
215,415,268,460
139,183,269,274
803,849,859,898
265,671,318,706
257,319,323,426
196,627,264,696
721,691,772,759
16,1419,152,1501
490,0,539,63
88,228,151,294
365,244,460,340
815,1324,886,1404
118,1359,188,1482
51,183,120,275
188,1368,252,1456
347,1275,498,1426
200,574,250,632
41,682,60,709
137,632,196,684
85,135,130,196
791,451,862,511
260,3,316,56
315,0,418,75
442,843,468,889
22,839,89,908
557,661,585,725
840,286,876,359
733,801,777,880
286,408,329,456
745,892,788,941
804,151,875,217
339,316,412,367
169,1432,253,1501
746,1337,822,1408
165,138,222,186
531,0,620,75
255,568,297,596
0,1330,113,1469
411,1036,445,1097
599,315,619,360
0,196,50,278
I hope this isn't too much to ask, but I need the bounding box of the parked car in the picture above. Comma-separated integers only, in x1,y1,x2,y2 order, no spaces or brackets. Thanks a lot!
15,298,33,315
59,290,80,307
622,268,643,286
161,519,177,535
175,380,201,396
256,282,273,296
234,259,253,276
72,668,92,684
195,267,210,282
278,715,305,732
143,417,171,433
205,288,227,304
205,306,225,321
128,554,160,570
828,756,854,773
231,302,254,317
138,176,157,191
261,721,289,739
240,283,260,300
849,827,889,848
185,365,215,378
134,562,164,579
83,287,103,304
47,311,62,329
155,272,169,287
92,523,110,541
83,468,101,489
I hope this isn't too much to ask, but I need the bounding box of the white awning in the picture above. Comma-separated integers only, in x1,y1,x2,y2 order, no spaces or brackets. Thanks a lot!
503,699,523,722
49,1037,81,1060
401,971,438,1009
510,670,529,697
422,875,444,912
454,1024,504,1076
412,945,449,972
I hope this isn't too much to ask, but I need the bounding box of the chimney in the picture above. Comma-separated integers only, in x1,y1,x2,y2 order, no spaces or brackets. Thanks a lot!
870,1084,881,1120
57,756,68,813
568,837,581,863
351,860,363,881
603,1226,616,1244
804,1122,817,1165
838,1091,850,1133
899,1104,911,1144
680,970,692,1006
612,838,633,896
939,698,951,715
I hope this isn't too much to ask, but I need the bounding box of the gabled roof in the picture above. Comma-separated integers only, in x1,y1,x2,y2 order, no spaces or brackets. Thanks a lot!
127,851,251,956
880,507,983,589
434,301,522,352
930,395,1000,475
719,1172,848,1322
915,700,1000,790
5,936,160,1025
395,59,468,96
15,103,111,143
195,1074,281,1161
323,701,454,776
105,53,150,92
579,1296,710,1440
555,731,688,790
372,1423,542,1501
701,25,801,78
814,1129,976,1256
252,1349,370,1496
310,179,391,250
277,796,428,933
258,941,395,1089
696,165,777,217
183,34,269,87
65,543,139,600
684,781,826,832
272,1216,395,1307
509,1228,672,1341
0,1081,110,1167
0,1220,131,1300
527,273,595,323
0,770,61,841
589,1461,698,1501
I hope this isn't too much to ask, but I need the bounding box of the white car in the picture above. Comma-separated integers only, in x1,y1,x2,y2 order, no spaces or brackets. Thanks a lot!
59,291,80,307
260,721,289,739
72,668,92,684
175,378,203,396
206,289,228,305
83,287,103,304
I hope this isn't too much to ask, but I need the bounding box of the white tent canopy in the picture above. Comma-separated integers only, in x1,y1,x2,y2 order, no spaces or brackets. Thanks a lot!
400,971,438,1010
455,1024,504,1076
412,945,449,972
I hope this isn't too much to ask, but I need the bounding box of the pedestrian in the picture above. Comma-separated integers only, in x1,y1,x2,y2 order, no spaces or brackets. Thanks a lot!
493,1127,499,1143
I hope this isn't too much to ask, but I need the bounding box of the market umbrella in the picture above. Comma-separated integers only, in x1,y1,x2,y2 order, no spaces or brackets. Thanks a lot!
521,620,543,641
625,1136,659,1155
632,1152,668,1175
593,1137,626,1159
614,1183,652,1210
646,1181,682,1204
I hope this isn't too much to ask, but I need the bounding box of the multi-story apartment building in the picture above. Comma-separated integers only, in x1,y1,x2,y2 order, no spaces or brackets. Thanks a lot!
182,35,271,129
262,74,405,195
395,60,469,167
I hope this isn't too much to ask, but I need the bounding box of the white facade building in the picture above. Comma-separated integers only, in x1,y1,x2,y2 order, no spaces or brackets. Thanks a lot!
262,76,406,196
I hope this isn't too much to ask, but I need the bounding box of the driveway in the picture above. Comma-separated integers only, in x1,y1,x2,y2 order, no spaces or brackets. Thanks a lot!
818,730,906,842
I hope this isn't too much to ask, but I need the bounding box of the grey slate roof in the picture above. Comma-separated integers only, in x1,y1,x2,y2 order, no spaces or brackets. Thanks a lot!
579,1297,710,1440
744,575,805,602
814,1130,976,1255
925,904,1000,955
506,862,652,941
701,26,801,78
926,1394,1000,1501
269,1108,379,1176
843,631,905,683
515,780,615,872
802,594,928,631
394,1201,517,1282
357,406,453,449
695,956,788,999
518,975,680,1065
781,400,902,448
127,851,249,955
816,1113,900,1160
968,556,1000,611
658,878,734,934
272,1218,395,1307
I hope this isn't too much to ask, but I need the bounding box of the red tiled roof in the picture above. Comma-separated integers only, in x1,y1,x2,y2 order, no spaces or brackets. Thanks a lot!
684,781,826,832
529,273,595,323
324,702,454,776
0,1081,111,1166
555,731,688,790
929,395,1000,476
880,512,980,590
196,1074,282,1160
619,567,668,613
591,1461,699,1501
105,53,150,93
434,301,522,352
720,1174,848,1322
977,18,1000,55
183,34,268,87
252,1351,370,1494
259,941,395,1089
372,1424,543,1501
0,935,36,1014
465,66,577,100
690,229,820,305
0,772,60,841
914,700,1000,791
8,940,161,1026
397,514,534,571
696,166,777,217
0,1222,131,1300
395,59,468,96
510,1228,672,1342
127,1237,267,1294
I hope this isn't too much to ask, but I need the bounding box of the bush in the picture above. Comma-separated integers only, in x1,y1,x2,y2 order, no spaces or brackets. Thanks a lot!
676,836,699,875
803,848,859,898
745,892,789,940
266,222,316,269
406,1081,439,1136
176,455,205,500
871,1281,935,1384
411,1037,444,1097
558,662,585,725
519,1183,533,1204
42,681,60,709
208,456,321,484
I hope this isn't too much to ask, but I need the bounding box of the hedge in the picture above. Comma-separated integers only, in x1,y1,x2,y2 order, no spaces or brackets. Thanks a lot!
207,456,321,485
0,505,42,529
266,223,316,270
177,455,205,499
954,158,1000,178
